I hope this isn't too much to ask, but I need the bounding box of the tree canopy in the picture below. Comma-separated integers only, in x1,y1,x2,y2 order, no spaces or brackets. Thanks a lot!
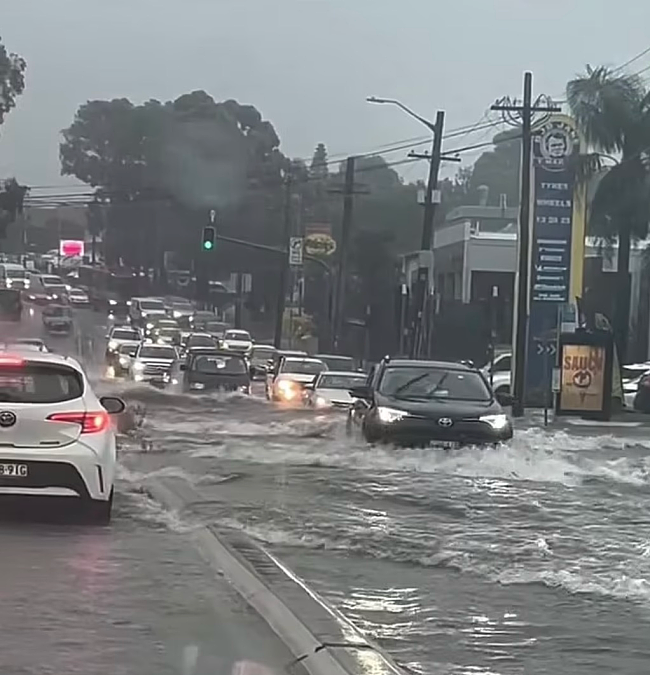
0,37,26,128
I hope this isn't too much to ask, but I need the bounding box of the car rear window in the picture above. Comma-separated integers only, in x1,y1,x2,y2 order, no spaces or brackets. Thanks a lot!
192,355,247,374
112,329,139,340
0,363,83,403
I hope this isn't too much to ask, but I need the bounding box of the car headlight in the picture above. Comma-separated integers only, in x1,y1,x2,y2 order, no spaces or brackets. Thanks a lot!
6,279,12,286
109,299,117,306
277,380,298,400
119,357,129,367
190,382,205,390
173,310,182,318
315,396,330,408
377,406,408,424
479,413,511,430
108,340,118,351
239,385,250,394
133,361,145,371
146,322,154,330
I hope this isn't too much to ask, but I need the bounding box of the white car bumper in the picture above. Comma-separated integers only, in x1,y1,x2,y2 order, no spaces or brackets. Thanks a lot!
0,441,115,501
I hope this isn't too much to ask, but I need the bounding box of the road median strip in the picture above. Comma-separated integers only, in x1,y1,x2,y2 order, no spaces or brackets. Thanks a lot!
146,476,405,675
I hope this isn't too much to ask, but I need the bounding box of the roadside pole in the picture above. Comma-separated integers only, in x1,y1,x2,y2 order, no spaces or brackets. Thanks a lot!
491,72,559,417
408,112,461,358
273,170,293,349
332,156,355,352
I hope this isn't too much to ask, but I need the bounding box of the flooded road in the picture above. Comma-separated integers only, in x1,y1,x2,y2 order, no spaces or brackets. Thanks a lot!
117,385,650,675
6,308,650,675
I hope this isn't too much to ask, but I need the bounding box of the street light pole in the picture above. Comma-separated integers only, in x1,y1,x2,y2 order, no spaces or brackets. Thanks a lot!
367,97,459,358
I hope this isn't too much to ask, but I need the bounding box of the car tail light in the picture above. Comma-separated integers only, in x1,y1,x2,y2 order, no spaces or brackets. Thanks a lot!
47,411,109,433
0,355,25,366
641,374,650,389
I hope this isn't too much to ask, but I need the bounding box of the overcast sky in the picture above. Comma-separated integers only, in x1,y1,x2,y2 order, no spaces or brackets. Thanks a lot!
1,0,650,189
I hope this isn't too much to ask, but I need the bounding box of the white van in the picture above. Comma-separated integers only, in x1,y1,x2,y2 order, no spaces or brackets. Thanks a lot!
0,263,30,290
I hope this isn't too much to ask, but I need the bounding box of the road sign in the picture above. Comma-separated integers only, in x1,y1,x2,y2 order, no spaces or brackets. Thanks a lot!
535,341,557,356
289,237,304,266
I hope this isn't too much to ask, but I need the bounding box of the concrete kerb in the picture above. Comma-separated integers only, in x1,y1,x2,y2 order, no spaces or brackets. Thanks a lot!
145,477,404,675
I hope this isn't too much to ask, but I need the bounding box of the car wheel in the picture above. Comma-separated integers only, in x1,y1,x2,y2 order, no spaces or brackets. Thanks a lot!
87,488,113,525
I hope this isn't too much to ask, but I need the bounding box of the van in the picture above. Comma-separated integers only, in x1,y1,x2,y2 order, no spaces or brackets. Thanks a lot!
0,263,30,291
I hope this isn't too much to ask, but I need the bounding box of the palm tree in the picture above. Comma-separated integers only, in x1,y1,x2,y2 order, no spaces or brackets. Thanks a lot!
567,66,650,362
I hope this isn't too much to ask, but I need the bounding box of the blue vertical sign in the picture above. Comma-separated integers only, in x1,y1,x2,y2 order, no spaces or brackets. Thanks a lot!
525,117,580,405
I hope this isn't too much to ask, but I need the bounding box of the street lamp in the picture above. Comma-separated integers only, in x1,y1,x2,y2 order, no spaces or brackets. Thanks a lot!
366,96,437,133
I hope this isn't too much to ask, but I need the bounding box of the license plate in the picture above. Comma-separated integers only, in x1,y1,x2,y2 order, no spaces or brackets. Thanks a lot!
0,463,28,477
433,441,460,450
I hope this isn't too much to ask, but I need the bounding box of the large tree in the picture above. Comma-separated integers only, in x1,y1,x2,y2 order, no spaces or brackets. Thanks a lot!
0,37,26,128
567,66,650,361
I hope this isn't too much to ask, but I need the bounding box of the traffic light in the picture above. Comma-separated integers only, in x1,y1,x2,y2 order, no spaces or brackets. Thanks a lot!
202,226,215,251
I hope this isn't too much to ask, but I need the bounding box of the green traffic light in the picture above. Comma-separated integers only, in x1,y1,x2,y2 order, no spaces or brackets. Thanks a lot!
203,240,213,250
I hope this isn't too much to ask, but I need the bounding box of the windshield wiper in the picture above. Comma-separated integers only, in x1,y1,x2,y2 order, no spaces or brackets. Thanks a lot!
392,372,432,396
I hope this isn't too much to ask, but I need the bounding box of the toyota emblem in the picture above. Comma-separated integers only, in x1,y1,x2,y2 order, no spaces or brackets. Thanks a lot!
438,417,453,428
0,411,16,428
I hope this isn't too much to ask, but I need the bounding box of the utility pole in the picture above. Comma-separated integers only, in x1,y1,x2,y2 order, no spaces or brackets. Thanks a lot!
408,111,460,358
333,156,355,351
274,170,293,349
329,157,370,352
491,72,559,417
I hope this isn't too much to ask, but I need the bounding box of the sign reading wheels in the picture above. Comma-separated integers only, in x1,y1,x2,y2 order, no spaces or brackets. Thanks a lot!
531,118,579,302
523,114,584,406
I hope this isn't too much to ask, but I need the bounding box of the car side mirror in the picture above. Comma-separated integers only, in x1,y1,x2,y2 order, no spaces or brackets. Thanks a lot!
100,396,126,415
350,385,371,400
496,391,513,406
105,335,110,340
179,364,187,371
303,383,314,391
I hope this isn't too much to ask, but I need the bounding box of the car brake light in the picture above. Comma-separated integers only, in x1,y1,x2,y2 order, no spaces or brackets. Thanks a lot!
47,411,109,433
0,355,25,366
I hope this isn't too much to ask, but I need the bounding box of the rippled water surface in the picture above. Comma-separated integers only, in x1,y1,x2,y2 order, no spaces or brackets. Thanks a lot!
112,381,650,675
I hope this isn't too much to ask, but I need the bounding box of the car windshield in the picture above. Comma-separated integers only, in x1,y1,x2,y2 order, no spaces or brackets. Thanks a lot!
158,328,179,337
112,329,139,340
225,331,251,340
140,300,165,310
139,346,176,359
0,363,83,403
317,374,366,389
379,366,491,402
188,335,217,347
6,268,26,278
192,354,247,374
172,302,193,310
282,359,326,375
252,347,276,361
316,356,354,371
118,344,138,356
207,322,229,332
69,289,85,296
42,276,63,285
45,306,72,317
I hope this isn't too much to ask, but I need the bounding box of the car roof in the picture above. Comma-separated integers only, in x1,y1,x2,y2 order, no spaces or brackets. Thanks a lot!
0,350,84,371
315,354,353,359
285,357,324,363
318,370,365,377
188,332,215,338
279,350,307,356
382,358,475,371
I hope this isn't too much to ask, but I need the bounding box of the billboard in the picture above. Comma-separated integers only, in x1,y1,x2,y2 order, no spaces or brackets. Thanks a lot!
59,239,85,258
524,115,585,405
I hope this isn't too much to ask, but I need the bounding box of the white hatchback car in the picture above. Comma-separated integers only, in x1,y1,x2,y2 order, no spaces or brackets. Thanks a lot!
0,351,125,523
